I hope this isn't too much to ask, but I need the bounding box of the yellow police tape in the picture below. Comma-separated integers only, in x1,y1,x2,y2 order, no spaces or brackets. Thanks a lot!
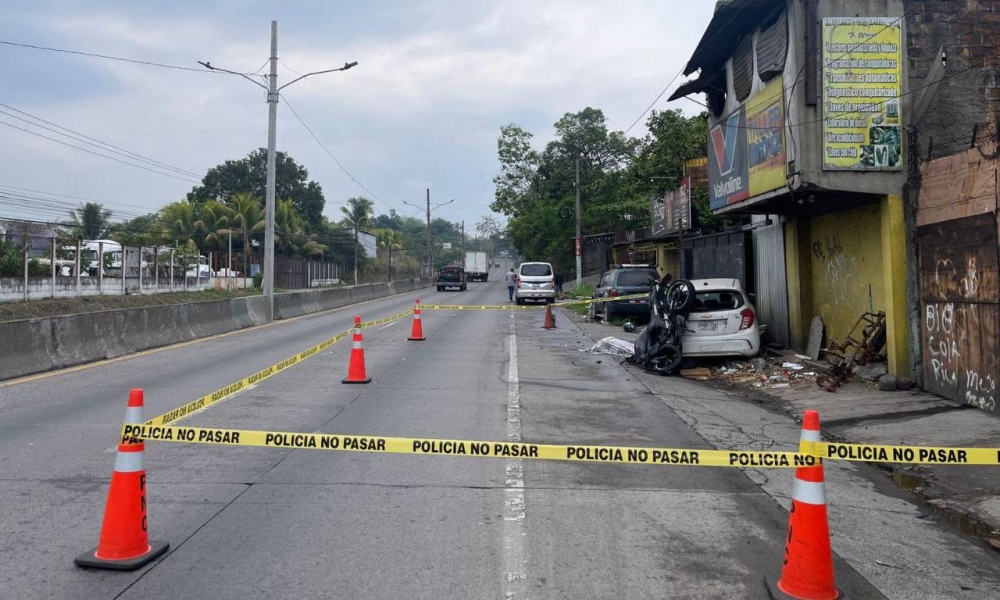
125,424,1000,468
421,293,648,311
143,309,414,428
809,441,1000,465
121,423,818,468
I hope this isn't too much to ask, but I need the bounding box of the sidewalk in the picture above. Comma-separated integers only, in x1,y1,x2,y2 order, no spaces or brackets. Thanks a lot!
567,309,1000,550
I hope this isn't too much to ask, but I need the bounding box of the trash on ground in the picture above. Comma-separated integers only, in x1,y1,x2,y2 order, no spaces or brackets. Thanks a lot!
781,362,804,370
587,336,635,356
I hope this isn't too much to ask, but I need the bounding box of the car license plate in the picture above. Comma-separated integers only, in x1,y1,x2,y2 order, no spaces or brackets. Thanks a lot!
697,320,724,332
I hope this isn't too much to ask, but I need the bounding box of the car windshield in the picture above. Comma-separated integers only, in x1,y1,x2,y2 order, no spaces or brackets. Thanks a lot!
690,290,744,312
616,270,658,287
520,264,551,276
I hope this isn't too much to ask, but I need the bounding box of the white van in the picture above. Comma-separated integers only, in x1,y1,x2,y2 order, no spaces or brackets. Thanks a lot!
514,262,555,305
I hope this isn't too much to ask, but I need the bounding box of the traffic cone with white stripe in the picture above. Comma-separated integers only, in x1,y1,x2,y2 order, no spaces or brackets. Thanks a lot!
407,299,426,341
776,410,839,600
342,316,372,384
75,389,169,570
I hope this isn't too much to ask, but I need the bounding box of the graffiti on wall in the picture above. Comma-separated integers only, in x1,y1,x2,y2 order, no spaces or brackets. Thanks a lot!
918,212,999,413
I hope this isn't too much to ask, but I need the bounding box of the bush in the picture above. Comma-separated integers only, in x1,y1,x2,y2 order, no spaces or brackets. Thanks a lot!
253,271,263,289
0,241,23,277
568,282,595,298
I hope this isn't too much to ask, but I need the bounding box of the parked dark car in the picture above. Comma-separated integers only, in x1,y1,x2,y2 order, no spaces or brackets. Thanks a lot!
589,265,661,322
436,266,467,291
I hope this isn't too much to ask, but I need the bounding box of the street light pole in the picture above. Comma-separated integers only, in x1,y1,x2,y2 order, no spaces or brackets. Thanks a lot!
263,20,278,318
199,24,357,321
426,188,432,277
403,192,455,278
575,157,582,287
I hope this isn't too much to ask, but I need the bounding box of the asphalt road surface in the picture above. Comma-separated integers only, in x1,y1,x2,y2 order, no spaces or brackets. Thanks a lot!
2,264,998,599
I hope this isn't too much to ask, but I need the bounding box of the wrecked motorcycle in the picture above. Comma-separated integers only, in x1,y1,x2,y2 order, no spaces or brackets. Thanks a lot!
627,277,695,375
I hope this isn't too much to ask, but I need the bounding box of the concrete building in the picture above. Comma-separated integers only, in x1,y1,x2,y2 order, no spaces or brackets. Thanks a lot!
671,0,911,377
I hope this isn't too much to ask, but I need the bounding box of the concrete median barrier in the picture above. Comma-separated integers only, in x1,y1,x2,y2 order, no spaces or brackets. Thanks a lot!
0,279,425,381
0,319,55,380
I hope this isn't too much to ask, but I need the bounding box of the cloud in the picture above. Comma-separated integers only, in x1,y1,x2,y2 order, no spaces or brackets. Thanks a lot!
0,1,714,227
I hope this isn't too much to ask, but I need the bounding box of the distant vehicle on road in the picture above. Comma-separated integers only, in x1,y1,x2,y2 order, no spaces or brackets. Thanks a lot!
514,261,554,304
465,251,490,281
436,266,467,291
680,278,760,358
589,264,660,322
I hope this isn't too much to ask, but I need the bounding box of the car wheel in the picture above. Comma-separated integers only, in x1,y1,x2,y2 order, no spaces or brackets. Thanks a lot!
437,286,443,292
605,305,617,322
461,285,467,291
546,298,555,304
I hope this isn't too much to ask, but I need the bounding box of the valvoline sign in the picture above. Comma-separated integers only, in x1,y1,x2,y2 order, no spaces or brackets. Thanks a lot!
708,108,749,210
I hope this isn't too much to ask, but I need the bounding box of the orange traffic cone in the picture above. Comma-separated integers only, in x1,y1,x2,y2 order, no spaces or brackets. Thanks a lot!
342,316,372,384
777,410,839,600
408,299,426,341
542,303,556,329
75,389,169,570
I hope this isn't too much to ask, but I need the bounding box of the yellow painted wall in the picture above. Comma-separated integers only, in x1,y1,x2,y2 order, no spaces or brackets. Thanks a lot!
808,204,886,345
880,195,909,377
655,246,680,279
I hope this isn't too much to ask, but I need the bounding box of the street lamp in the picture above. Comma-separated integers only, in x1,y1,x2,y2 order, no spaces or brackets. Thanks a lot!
402,192,454,277
200,21,357,321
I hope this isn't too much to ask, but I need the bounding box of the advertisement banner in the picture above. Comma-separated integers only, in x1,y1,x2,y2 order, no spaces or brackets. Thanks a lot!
708,108,749,210
822,17,903,171
747,77,786,196
651,178,691,237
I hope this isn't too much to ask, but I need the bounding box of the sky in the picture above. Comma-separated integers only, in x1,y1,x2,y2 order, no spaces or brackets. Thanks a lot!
0,0,714,230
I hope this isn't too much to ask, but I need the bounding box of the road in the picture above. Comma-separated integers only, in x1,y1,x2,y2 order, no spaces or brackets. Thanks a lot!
1,264,998,599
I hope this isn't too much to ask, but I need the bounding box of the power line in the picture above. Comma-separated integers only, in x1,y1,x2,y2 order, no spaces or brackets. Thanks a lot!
623,3,749,134
0,39,231,74
0,120,202,184
0,103,202,178
280,95,397,213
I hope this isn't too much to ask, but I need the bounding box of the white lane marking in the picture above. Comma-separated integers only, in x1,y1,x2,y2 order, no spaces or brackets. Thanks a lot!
379,319,400,330
503,313,528,598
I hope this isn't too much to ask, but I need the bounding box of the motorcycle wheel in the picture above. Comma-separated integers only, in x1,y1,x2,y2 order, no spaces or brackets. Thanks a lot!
665,280,696,313
649,344,682,374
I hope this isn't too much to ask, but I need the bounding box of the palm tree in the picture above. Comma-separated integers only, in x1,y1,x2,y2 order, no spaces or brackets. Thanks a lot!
376,228,402,281
195,200,233,250
340,196,374,285
229,192,265,278
159,200,197,246
67,202,112,239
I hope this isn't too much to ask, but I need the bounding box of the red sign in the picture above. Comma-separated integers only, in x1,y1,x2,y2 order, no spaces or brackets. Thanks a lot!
575,237,582,256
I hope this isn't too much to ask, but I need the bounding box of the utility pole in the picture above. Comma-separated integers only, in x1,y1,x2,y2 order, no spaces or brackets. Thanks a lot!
575,157,582,287
199,24,357,320
426,188,432,277
263,20,278,318
461,220,465,269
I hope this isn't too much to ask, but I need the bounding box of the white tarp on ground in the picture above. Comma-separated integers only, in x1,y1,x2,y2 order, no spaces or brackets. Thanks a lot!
587,336,635,356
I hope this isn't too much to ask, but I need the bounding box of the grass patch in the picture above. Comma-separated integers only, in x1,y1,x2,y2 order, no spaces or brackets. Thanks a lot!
0,288,260,322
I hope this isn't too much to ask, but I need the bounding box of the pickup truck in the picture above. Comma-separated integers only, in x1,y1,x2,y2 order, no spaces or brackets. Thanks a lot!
436,266,467,291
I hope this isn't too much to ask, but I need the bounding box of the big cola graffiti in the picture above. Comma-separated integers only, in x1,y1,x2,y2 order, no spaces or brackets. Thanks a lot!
918,213,999,413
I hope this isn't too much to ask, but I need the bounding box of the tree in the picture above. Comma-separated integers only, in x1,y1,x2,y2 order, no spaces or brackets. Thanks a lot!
340,196,374,285
115,213,160,247
187,148,327,227
375,228,402,280
159,200,197,246
67,202,112,240
194,200,233,252
229,192,265,277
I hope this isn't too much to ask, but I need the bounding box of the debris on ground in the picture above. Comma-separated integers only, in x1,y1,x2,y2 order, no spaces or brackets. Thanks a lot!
819,311,888,391
584,336,635,356
680,367,712,380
